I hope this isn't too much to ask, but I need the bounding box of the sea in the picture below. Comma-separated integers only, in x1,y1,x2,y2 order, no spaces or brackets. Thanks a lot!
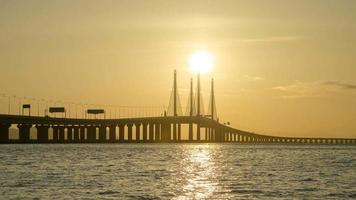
0,144,355,199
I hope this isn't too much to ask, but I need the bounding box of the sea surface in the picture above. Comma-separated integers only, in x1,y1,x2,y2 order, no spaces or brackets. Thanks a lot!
0,144,355,199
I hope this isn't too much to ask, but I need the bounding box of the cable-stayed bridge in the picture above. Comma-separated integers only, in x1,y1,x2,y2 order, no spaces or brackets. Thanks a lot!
0,71,355,145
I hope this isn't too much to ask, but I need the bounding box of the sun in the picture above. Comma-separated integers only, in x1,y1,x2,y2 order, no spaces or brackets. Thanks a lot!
189,51,214,74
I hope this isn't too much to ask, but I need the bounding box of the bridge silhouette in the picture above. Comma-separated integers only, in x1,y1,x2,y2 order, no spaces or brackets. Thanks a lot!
0,70,355,145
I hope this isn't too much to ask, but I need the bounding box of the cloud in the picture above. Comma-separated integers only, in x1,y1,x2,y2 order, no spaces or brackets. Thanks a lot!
243,75,264,81
272,81,324,99
323,81,356,90
238,36,301,43
272,80,356,99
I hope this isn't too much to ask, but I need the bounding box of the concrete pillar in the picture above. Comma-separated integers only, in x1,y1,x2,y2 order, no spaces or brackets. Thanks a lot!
205,128,209,141
87,126,96,142
214,127,220,142
58,126,65,143
127,123,133,142
18,124,32,143
80,126,86,141
210,128,214,142
213,128,217,142
119,124,125,142
154,123,160,142
173,123,177,141
52,126,59,142
197,124,201,142
67,127,73,142
142,123,148,142
99,126,106,142
178,124,181,141
161,122,171,142
135,123,141,142
36,125,49,143
73,126,80,142
149,123,154,142
0,123,11,143
189,123,193,142
109,125,116,142
205,128,208,141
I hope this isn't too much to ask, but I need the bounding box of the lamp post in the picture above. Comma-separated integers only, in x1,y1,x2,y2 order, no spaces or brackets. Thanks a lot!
8,95,10,115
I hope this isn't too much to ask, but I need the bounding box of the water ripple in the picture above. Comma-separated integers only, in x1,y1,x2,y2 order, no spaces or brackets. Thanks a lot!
0,144,355,199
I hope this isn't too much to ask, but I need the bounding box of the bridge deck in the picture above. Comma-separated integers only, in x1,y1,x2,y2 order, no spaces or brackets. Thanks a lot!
0,114,355,144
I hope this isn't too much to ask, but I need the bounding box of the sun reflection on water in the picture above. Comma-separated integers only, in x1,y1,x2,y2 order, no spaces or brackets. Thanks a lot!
175,145,218,200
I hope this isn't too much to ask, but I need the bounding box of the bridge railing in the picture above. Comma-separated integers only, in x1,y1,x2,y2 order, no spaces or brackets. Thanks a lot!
0,94,167,119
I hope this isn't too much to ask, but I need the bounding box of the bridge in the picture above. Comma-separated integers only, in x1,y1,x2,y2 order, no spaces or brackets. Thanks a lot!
0,70,355,145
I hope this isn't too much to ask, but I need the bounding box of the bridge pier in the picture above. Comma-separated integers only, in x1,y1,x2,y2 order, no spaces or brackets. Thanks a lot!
36,125,49,143
148,123,154,142
135,123,141,142
154,123,161,142
161,122,171,142
58,126,65,143
67,126,73,142
142,123,148,142
189,123,193,142
109,125,116,142
205,127,210,142
173,123,177,141
73,126,80,142
177,124,181,141
80,126,86,142
127,123,133,142
210,128,214,141
99,126,106,142
215,127,222,142
0,123,11,143
87,126,96,143
18,124,32,143
196,124,201,142
52,126,59,142
205,128,208,141
118,124,125,142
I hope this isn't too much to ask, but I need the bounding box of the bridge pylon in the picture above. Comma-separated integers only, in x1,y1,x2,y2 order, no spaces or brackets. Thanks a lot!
167,70,182,117
208,78,218,121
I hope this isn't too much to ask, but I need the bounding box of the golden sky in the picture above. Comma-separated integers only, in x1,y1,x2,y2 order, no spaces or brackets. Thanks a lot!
1,0,356,138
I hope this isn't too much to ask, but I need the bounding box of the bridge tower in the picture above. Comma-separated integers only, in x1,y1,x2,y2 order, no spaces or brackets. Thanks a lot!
208,78,217,121
188,78,194,141
166,70,182,142
196,73,202,141
174,69,178,116
167,70,182,116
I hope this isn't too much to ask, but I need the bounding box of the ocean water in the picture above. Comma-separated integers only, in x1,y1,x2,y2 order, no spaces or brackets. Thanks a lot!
0,144,355,199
